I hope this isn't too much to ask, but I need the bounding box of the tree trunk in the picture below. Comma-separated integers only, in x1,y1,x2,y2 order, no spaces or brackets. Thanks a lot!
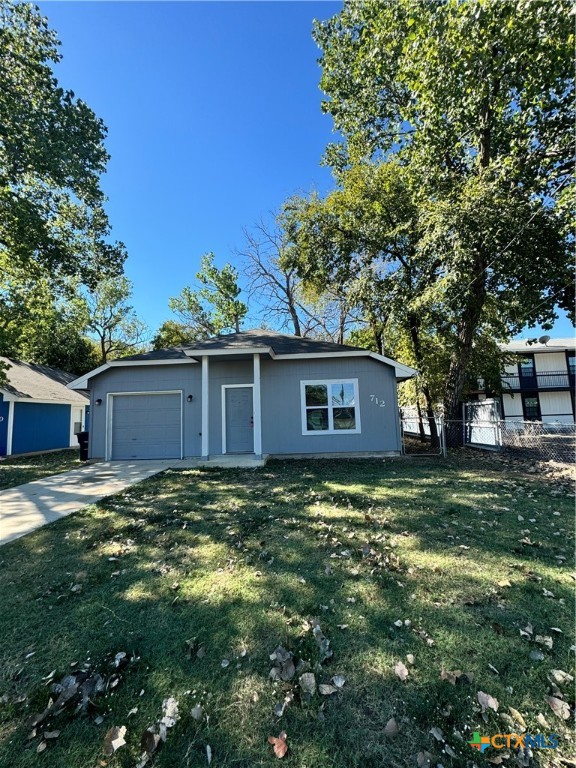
407,313,439,448
416,400,426,443
100,335,107,365
443,256,487,445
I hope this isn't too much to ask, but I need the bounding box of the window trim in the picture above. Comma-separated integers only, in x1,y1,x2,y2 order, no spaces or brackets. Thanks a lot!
517,353,535,377
300,378,361,436
521,392,541,422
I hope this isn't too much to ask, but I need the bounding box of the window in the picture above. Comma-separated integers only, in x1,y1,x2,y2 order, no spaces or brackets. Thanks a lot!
518,355,535,377
567,351,575,376
522,394,541,421
301,379,360,435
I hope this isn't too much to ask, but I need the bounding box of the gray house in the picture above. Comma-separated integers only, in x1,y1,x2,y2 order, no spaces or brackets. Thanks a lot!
67,330,417,462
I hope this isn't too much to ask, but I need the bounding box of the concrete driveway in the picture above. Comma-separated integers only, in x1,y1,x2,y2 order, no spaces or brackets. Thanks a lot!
0,460,174,545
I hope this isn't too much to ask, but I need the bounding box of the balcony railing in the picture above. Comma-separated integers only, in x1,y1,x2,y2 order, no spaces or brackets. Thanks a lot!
501,370,575,391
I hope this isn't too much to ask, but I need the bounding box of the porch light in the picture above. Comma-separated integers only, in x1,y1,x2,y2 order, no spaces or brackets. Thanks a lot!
187,395,194,402
95,398,102,406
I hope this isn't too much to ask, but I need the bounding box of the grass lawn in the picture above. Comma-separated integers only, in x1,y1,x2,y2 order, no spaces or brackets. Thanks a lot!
0,450,82,491
0,457,573,767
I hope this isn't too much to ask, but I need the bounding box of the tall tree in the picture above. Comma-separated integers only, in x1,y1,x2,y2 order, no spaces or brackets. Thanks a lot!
85,277,148,364
311,0,574,427
0,263,99,375
167,253,248,339
0,0,125,286
239,217,357,340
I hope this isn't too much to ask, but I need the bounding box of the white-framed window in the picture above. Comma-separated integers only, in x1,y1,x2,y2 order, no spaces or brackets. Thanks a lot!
300,379,361,435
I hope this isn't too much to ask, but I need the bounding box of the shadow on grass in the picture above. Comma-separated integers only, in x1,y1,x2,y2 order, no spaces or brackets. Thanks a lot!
0,459,573,767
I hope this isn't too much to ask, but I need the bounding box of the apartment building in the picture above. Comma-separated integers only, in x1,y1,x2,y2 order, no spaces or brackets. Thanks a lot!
490,337,575,423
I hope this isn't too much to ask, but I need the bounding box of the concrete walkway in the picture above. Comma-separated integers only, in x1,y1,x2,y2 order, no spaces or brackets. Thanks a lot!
0,460,174,546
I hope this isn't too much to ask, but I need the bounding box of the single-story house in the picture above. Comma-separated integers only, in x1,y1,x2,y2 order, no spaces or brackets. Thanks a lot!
67,329,417,462
0,358,89,456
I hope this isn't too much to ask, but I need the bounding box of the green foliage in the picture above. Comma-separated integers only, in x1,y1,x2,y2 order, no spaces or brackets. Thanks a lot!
167,252,248,339
316,0,573,192
0,0,125,285
151,320,195,350
296,0,575,421
0,260,99,375
85,277,149,364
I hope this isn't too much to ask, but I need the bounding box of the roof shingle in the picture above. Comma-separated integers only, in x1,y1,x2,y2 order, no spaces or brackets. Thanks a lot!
0,358,89,403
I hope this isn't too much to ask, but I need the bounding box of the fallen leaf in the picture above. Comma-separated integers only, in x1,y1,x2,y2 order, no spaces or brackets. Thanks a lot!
383,717,398,737
319,684,338,695
440,669,462,685
497,579,511,588
508,707,526,729
417,751,432,767
477,690,499,713
406,654,415,665
312,621,333,662
37,741,47,753
161,697,179,728
299,672,316,696
548,669,574,686
535,634,553,649
206,744,213,764
273,691,293,718
103,725,127,756
546,695,570,720
191,704,204,721
332,674,346,688
221,659,230,668
268,731,288,758
43,731,60,739
141,728,160,754
529,649,545,661
394,661,409,681
429,726,444,741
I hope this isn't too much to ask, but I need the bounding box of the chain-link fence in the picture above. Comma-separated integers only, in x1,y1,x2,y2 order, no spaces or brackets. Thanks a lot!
499,420,575,464
400,409,446,456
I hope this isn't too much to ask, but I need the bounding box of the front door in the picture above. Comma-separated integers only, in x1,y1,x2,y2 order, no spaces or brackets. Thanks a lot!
225,387,253,453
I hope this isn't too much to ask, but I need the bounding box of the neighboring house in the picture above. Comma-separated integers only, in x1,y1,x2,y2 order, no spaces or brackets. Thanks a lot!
0,358,89,456
476,337,575,424
67,329,417,462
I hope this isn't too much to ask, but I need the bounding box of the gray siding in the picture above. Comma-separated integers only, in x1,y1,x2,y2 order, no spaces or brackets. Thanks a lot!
207,360,253,454
86,356,401,459
88,363,200,459
260,357,400,455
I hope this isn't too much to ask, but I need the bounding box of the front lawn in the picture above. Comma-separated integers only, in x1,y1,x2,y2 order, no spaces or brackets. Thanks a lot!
0,457,573,767
0,449,81,491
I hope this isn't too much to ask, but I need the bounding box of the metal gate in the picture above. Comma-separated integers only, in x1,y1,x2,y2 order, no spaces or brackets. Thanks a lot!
462,399,502,449
400,407,446,457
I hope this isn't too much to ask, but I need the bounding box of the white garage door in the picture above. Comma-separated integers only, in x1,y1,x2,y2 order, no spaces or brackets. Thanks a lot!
111,393,182,460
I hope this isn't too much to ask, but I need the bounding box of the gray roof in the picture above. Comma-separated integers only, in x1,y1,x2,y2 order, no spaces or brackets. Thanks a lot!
67,329,418,389
0,357,89,404
121,329,368,361
500,337,575,354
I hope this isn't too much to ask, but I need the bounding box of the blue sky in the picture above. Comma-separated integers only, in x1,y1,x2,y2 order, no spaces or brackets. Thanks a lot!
39,1,573,340
40,1,340,333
